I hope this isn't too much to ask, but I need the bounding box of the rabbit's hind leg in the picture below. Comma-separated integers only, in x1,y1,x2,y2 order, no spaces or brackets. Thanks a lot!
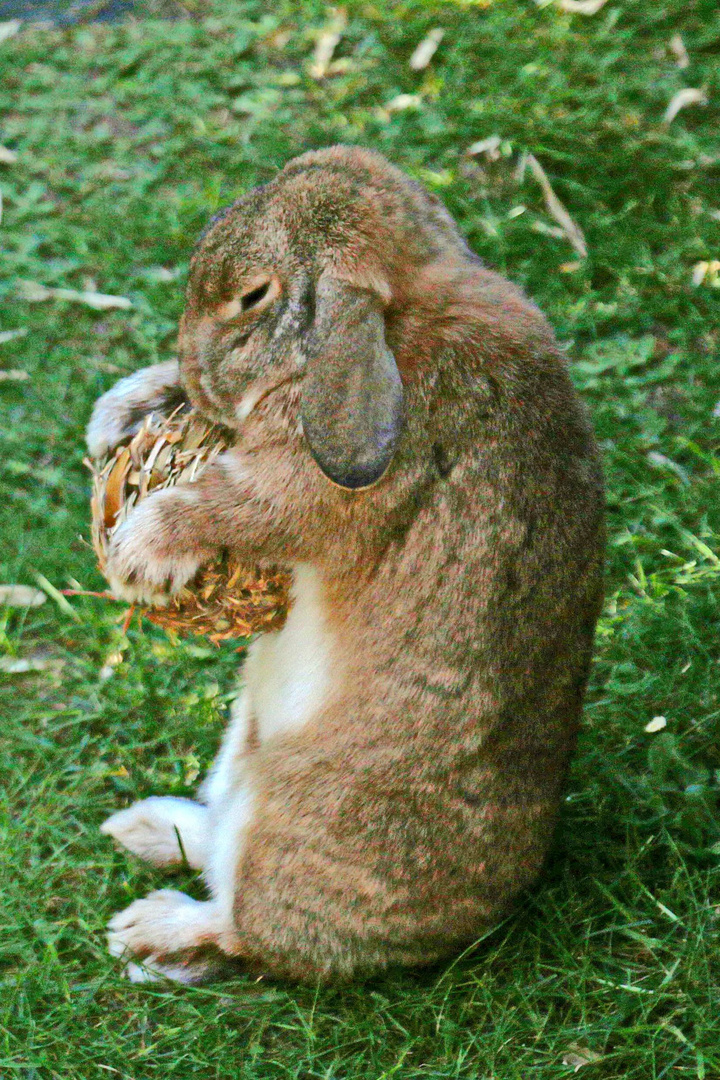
101,686,254,873
101,797,210,870
108,889,234,984
106,785,256,983
200,688,256,808
104,686,258,980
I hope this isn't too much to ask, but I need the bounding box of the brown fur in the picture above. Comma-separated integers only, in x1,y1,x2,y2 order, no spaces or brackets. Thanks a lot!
92,146,604,983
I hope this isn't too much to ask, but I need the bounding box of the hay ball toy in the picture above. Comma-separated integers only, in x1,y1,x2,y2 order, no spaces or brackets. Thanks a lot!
89,406,292,643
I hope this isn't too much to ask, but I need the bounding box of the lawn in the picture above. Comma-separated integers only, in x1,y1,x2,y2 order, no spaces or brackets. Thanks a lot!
2,1,720,1076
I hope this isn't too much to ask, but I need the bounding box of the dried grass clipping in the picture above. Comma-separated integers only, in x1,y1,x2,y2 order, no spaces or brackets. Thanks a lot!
89,406,292,643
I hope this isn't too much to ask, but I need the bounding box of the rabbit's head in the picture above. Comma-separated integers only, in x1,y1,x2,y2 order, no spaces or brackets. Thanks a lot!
178,146,474,490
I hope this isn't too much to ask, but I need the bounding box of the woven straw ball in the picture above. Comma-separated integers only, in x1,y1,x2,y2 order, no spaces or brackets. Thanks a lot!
89,406,292,643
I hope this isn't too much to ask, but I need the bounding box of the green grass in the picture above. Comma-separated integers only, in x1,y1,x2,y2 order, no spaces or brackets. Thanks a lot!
2,1,720,1075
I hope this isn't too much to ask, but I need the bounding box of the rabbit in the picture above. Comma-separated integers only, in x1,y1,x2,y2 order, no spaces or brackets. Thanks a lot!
87,145,605,984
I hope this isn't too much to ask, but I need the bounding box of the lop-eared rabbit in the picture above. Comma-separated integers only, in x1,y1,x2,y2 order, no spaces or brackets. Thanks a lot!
87,146,604,984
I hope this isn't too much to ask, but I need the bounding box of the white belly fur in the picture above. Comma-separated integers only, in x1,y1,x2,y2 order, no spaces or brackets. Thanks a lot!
243,563,334,742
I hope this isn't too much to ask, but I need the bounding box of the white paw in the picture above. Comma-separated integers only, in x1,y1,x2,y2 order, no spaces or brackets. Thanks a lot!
105,495,201,606
107,890,218,963
86,361,181,459
86,394,137,460
101,797,210,869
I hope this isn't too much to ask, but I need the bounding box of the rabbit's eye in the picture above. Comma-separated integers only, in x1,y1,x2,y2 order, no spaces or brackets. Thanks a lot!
215,277,279,323
241,281,271,311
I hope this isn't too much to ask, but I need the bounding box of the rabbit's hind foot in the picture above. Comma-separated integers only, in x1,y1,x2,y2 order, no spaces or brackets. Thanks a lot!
107,889,232,985
101,796,210,870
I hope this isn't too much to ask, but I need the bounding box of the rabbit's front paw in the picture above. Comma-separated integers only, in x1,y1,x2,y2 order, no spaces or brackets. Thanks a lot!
86,360,181,458
86,392,140,460
105,495,201,606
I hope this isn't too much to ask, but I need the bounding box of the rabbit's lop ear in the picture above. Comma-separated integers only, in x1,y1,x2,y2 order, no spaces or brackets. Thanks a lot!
301,277,404,490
